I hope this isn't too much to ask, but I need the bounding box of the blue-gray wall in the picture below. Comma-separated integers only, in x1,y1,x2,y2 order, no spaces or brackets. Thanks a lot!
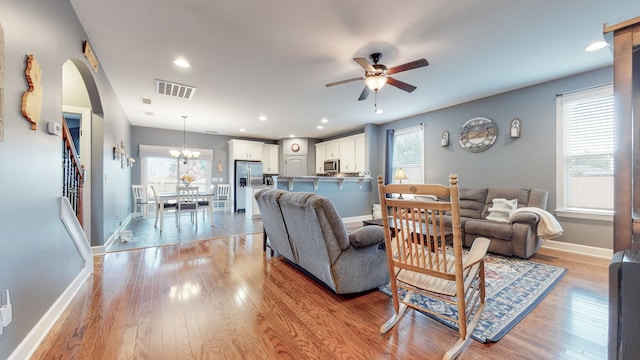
375,66,613,250
0,0,131,357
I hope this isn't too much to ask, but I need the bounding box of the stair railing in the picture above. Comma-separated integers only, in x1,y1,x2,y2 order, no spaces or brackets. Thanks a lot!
62,118,85,227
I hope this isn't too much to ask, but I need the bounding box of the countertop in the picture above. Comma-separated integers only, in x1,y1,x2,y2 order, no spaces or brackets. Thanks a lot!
276,175,372,190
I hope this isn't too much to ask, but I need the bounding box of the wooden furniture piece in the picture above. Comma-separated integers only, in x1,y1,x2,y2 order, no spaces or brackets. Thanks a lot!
377,175,490,360
604,16,640,360
176,186,199,229
213,184,230,213
605,16,640,252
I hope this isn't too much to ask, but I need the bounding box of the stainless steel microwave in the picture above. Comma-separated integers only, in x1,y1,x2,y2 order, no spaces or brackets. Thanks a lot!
324,159,340,173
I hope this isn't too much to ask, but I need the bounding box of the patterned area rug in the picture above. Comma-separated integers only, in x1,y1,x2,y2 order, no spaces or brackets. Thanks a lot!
378,253,567,343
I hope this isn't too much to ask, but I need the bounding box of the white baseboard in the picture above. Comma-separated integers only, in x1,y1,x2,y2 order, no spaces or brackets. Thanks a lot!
541,239,612,259
101,213,133,254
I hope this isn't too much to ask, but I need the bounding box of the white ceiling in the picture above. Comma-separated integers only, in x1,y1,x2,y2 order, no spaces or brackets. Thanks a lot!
69,0,639,140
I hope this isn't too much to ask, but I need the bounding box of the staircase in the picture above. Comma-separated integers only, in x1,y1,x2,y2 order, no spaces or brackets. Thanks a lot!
62,119,85,227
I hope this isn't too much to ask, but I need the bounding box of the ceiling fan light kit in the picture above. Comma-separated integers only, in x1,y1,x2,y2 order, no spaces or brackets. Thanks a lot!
365,75,387,91
326,52,429,102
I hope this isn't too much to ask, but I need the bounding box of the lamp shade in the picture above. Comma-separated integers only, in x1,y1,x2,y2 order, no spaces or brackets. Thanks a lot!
394,168,409,181
365,75,387,91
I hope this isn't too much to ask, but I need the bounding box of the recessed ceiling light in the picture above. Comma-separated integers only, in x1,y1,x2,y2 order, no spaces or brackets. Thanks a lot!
289,134,295,138
317,125,323,129
586,41,608,52
240,128,246,132
321,118,328,123
259,115,267,121
174,58,190,68
376,108,384,114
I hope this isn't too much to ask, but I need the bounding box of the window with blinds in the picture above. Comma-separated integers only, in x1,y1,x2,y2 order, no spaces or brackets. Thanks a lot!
557,85,614,213
393,125,424,183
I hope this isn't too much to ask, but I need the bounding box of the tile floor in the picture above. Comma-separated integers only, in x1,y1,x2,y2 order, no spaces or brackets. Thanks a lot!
109,210,264,252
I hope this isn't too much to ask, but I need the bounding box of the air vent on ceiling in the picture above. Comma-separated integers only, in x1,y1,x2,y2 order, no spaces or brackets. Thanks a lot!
141,97,152,105
155,79,196,99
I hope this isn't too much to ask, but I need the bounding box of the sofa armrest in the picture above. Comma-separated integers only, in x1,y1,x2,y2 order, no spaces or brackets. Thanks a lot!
348,226,385,248
510,211,539,225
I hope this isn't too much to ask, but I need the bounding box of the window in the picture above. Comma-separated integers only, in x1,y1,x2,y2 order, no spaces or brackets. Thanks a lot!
139,145,212,194
556,85,613,218
393,125,424,183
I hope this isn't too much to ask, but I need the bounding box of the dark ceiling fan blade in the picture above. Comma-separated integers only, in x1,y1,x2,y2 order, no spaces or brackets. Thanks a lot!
387,58,429,75
325,77,364,87
387,77,417,93
358,86,371,101
353,57,375,72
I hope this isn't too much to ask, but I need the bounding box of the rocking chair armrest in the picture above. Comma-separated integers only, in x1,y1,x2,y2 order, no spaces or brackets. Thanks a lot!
462,237,491,269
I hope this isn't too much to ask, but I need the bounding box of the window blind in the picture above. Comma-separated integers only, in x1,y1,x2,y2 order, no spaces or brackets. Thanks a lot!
558,85,614,212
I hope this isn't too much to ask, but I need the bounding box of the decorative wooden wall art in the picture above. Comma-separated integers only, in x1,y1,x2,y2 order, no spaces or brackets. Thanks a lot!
83,41,99,74
21,54,42,130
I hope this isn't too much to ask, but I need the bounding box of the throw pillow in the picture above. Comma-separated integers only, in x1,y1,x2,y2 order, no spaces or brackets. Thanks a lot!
486,198,517,223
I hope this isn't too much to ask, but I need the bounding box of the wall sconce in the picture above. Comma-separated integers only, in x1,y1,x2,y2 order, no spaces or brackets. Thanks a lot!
441,130,449,147
510,118,521,138
113,141,125,160
127,157,136,168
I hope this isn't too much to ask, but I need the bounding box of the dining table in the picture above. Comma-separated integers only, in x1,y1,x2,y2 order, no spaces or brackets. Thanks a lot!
157,191,216,232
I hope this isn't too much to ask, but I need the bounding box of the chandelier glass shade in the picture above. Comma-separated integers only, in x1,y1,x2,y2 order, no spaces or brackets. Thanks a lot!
170,115,200,163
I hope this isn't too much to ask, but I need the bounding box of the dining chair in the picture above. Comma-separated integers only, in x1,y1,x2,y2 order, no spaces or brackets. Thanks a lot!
149,185,177,229
213,184,230,213
198,184,215,221
131,184,154,217
176,185,199,229
377,174,490,360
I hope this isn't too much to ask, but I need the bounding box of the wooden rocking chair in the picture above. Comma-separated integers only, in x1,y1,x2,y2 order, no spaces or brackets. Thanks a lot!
377,174,490,360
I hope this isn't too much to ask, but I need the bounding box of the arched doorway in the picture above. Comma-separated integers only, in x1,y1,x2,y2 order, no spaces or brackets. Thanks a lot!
62,59,102,242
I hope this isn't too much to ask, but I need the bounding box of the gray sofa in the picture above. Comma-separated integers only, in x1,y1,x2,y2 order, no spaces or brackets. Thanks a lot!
255,189,389,294
444,187,549,259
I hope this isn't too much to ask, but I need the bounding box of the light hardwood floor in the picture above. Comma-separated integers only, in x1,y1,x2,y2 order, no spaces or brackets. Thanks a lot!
31,232,609,359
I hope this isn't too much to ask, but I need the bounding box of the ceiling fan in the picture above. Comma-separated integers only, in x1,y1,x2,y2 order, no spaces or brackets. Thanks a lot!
326,52,429,101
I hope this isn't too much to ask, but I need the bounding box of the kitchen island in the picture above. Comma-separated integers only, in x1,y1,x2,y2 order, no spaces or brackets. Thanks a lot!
275,176,374,218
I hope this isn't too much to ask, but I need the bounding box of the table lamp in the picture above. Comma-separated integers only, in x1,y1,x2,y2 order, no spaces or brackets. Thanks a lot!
394,168,409,199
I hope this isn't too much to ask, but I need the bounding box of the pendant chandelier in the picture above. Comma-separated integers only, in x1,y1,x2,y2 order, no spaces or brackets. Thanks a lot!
169,115,199,164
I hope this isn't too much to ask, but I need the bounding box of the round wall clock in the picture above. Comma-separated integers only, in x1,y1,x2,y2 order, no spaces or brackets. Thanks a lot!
291,143,300,152
459,117,497,153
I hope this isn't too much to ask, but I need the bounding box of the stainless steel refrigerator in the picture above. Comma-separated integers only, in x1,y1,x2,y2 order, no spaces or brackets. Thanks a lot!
234,160,263,212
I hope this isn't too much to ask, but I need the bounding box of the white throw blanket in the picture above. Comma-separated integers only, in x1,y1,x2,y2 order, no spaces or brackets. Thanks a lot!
510,207,563,240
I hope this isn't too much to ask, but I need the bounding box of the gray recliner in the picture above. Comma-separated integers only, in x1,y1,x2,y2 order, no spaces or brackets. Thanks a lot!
255,189,389,294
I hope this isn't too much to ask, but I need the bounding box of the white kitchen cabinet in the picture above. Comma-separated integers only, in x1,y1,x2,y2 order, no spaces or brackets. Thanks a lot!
315,133,367,174
229,139,264,161
315,142,326,174
263,144,279,174
339,136,356,172
325,140,340,159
